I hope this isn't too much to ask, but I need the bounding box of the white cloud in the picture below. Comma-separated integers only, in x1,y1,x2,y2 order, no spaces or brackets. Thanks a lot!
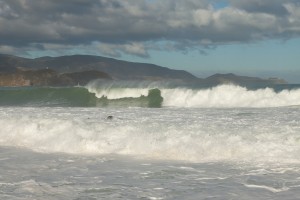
193,8,213,27
0,45,15,54
96,42,149,58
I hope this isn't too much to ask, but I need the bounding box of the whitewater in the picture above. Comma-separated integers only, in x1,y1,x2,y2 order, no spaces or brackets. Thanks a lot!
1,83,300,199
86,83,300,108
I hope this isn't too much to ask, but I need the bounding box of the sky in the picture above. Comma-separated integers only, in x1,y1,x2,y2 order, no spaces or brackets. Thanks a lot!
0,0,300,82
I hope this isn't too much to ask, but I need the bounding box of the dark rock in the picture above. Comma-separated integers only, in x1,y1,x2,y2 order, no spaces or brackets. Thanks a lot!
106,116,113,120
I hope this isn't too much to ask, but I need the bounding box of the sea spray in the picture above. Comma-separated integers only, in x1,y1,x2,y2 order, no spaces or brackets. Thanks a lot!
86,80,166,99
96,88,163,107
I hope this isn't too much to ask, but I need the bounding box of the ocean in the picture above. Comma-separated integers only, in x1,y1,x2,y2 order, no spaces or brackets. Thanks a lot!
1,82,300,199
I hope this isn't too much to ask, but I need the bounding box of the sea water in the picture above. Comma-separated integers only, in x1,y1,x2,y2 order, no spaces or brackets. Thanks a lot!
1,84,300,199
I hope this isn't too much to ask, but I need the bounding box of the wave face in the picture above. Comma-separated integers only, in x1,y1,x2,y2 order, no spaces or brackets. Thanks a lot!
0,87,98,107
0,86,163,107
1,83,300,108
1,107,300,164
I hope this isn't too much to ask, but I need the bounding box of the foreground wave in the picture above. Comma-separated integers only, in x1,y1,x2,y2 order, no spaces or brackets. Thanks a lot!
1,107,300,164
0,87,163,107
0,83,300,108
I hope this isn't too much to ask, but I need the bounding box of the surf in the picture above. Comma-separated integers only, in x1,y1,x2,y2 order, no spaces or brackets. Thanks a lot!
1,83,300,108
0,86,164,108
161,85,300,108
1,106,300,164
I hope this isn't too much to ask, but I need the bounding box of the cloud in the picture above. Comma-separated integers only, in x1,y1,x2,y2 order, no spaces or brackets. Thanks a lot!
96,42,149,58
0,45,16,54
229,0,290,15
0,0,300,57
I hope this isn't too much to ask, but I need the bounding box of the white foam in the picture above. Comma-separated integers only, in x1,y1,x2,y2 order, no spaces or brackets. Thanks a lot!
1,107,300,164
244,184,289,193
86,80,154,99
161,85,300,108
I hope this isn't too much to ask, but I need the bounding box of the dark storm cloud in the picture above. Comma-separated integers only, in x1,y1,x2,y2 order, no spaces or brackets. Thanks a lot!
0,0,300,57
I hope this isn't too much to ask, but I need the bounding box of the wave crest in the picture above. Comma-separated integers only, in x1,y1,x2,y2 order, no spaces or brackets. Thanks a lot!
86,83,300,108
162,85,300,108
1,84,300,108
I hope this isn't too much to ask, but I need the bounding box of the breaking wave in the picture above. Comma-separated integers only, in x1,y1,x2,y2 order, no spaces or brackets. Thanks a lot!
161,85,300,108
0,83,300,108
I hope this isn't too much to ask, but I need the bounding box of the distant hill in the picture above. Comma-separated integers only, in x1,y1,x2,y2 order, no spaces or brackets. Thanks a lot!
204,73,287,86
0,54,32,73
0,54,198,81
0,54,287,87
0,68,112,87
